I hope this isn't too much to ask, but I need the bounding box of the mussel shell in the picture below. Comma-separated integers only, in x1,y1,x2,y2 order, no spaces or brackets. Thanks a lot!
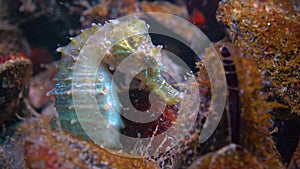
0,54,32,127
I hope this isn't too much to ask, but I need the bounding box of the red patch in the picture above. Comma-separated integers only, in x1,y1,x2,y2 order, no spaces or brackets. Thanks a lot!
189,9,206,26
0,52,28,64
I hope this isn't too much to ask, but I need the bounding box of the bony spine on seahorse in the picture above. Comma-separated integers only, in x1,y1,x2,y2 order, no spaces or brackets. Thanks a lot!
52,17,182,149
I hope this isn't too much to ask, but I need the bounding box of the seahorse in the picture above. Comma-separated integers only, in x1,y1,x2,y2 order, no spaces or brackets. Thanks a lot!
52,17,182,150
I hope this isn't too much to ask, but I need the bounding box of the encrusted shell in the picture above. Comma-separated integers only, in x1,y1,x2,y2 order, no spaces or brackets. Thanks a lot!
0,53,32,127
20,115,158,169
